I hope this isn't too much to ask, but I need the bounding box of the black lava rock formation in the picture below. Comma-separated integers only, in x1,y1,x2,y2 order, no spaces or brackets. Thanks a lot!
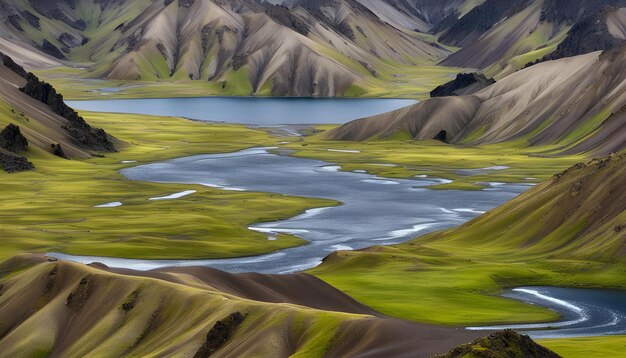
20,73,116,152
437,330,562,358
193,312,246,358
51,143,67,158
430,72,495,97
0,124,28,153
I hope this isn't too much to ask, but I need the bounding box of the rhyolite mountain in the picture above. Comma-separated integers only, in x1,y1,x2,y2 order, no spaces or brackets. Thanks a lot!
0,0,453,97
438,0,626,77
329,45,626,156
0,0,624,93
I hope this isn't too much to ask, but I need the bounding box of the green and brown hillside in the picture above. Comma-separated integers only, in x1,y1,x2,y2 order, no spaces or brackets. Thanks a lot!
0,52,116,172
311,152,626,326
328,46,626,156
0,254,509,357
0,0,454,97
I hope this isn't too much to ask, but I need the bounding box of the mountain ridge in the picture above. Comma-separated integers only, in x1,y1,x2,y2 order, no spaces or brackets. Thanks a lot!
327,46,626,156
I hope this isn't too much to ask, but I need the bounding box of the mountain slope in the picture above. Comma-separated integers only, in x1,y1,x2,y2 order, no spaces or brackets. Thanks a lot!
421,152,626,262
0,52,116,169
328,46,626,156
439,0,626,77
0,0,452,97
0,255,497,358
309,152,625,335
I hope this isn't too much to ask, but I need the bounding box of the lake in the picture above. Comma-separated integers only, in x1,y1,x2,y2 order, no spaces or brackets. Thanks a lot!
66,97,417,125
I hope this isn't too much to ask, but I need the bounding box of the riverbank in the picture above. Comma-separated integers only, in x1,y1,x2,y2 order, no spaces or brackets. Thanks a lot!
0,112,336,261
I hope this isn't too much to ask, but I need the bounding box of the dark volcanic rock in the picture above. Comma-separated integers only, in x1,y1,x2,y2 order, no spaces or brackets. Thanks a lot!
541,0,626,24
433,130,448,143
21,73,116,152
0,150,34,173
430,72,495,97
51,143,67,158
193,312,246,358
532,7,626,65
0,124,29,153
20,10,40,29
0,52,29,78
436,330,562,358
265,5,310,36
42,39,66,59
7,14,23,31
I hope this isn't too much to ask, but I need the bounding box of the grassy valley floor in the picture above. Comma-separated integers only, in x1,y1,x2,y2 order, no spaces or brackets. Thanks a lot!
0,111,337,261
280,125,586,190
1,109,623,356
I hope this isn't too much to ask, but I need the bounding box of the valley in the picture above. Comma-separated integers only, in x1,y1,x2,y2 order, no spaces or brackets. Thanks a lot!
0,0,625,357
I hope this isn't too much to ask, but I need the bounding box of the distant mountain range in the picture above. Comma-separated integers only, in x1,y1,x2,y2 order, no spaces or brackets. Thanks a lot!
0,0,624,95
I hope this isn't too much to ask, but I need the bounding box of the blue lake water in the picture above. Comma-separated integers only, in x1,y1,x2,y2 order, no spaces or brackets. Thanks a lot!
66,97,417,125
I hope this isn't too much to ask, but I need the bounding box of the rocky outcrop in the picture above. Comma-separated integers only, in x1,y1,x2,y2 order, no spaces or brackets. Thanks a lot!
193,312,246,358
0,150,34,173
265,5,310,36
42,39,66,59
0,52,29,79
51,143,67,158
433,130,448,143
437,330,562,358
430,72,495,97
0,124,28,153
0,124,34,173
531,7,626,65
20,73,116,152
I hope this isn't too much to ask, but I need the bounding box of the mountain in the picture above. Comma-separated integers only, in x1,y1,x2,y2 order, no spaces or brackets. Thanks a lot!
0,0,451,97
328,46,626,156
0,52,116,172
0,254,509,357
438,0,626,77
423,152,626,262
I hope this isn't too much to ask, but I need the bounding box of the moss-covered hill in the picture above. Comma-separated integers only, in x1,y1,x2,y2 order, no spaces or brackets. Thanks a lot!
311,152,625,331
0,254,518,357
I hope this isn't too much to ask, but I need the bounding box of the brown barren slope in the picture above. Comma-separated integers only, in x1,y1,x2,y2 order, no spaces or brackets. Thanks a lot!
0,255,496,358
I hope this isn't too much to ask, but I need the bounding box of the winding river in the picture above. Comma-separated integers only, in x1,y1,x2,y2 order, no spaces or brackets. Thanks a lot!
50,96,626,340
468,287,626,339
49,147,529,273
48,147,626,339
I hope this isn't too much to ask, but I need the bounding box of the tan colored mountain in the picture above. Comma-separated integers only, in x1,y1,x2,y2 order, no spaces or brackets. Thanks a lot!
439,0,626,77
0,0,450,96
328,46,626,156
